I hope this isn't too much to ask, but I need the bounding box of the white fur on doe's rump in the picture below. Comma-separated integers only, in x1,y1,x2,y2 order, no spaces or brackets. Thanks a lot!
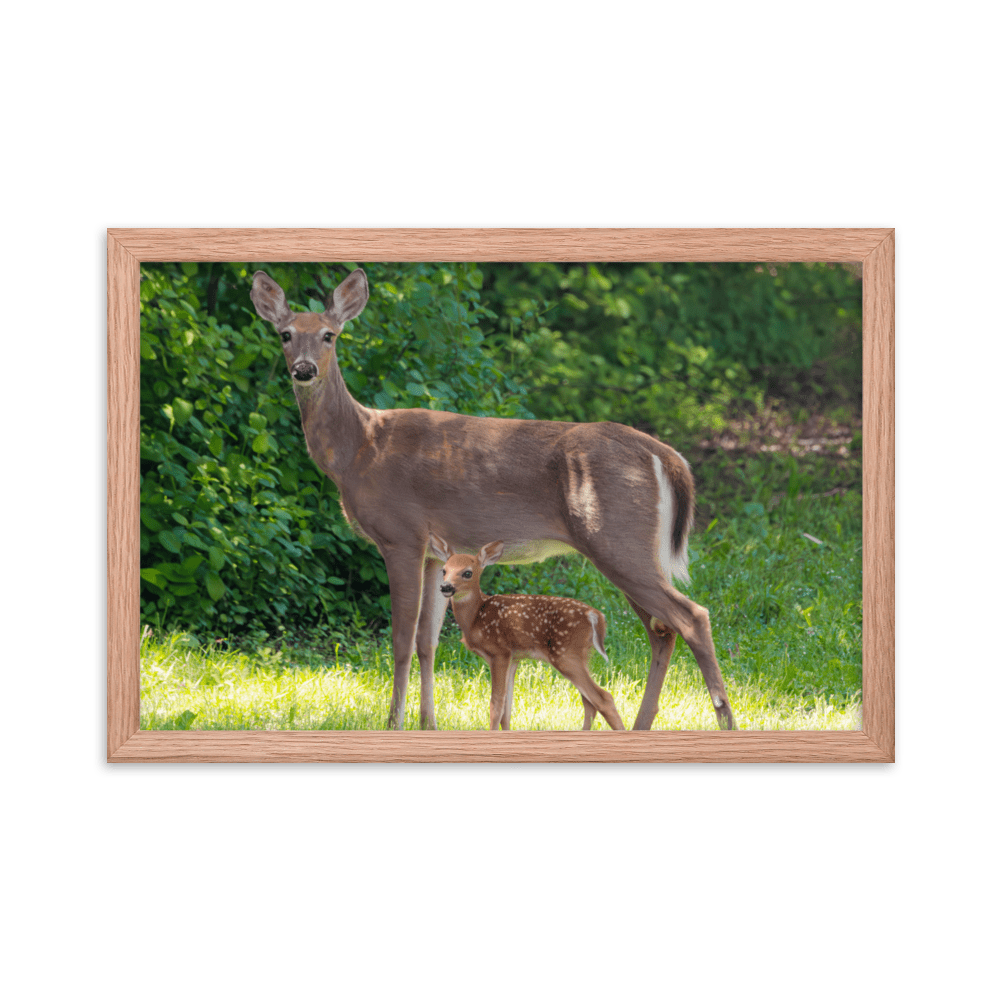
651,454,690,585
587,610,608,662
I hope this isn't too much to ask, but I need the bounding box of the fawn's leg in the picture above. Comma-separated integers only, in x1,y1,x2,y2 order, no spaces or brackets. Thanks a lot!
488,654,513,731
552,652,626,731
500,662,519,731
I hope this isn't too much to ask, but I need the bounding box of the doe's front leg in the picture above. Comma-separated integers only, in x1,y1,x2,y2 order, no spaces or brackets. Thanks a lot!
382,547,427,730
414,556,448,730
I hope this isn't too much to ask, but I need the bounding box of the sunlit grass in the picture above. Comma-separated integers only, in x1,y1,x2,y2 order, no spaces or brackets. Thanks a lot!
141,489,861,732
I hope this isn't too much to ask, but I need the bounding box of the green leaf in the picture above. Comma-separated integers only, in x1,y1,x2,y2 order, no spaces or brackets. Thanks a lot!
208,432,223,457
248,412,267,430
181,262,198,277
171,709,198,730
140,509,164,532
230,350,257,371
172,397,194,425
153,562,190,583
140,568,167,588
181,554,204,575
205,572,226,602
208,546,225,571
157,530,181,554
252,432,271,454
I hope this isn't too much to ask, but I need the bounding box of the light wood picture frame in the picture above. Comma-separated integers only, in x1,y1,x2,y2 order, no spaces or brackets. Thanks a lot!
108,228,894,763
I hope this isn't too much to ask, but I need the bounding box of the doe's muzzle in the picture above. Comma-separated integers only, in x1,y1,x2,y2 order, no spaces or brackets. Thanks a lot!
292,360,318,382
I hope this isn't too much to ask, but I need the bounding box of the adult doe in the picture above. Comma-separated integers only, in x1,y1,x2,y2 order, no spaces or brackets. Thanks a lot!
250,268,737,731
430,535,625,731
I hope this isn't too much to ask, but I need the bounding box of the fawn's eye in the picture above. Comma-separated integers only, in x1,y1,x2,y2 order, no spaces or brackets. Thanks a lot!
280,331,292,343
323,332,334,343
462,570,473,579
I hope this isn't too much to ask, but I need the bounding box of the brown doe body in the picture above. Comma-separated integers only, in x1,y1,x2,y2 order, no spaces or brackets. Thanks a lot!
430,536,625,730
250,268,737,732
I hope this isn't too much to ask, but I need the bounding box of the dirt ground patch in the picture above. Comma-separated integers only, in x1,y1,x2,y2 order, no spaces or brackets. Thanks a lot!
697,401,861,460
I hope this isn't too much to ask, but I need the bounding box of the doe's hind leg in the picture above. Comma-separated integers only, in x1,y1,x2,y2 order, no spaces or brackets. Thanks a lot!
624,595,679,731
616,576,737,731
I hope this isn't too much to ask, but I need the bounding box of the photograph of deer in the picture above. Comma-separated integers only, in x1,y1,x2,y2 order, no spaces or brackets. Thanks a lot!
429,535,625,731
250,267,737,731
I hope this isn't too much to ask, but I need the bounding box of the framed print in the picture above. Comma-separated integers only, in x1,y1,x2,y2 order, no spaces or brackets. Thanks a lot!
106,226,898,773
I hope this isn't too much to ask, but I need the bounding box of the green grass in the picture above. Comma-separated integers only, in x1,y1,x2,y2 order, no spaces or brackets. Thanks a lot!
141,488,861,731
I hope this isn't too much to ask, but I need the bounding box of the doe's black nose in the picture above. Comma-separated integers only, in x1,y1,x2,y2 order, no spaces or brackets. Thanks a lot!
292,361,318,381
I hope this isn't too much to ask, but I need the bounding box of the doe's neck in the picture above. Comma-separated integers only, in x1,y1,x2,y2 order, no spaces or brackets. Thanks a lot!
292,351,368,479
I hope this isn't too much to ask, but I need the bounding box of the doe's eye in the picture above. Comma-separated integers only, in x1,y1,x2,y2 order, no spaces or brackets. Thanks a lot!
280,332,291,343
323,332,334,343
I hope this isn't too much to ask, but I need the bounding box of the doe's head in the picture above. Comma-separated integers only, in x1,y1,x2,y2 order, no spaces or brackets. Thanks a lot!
250,269,368,385
428,534,505,600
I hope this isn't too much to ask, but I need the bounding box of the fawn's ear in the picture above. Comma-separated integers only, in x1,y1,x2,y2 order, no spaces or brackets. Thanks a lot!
324,268,369,327
478,540,505,567
427,533,453,563
250,271,293,326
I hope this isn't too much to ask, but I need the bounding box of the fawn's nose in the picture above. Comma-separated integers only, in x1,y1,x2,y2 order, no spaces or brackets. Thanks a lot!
292,360,318,382
440,583,455,596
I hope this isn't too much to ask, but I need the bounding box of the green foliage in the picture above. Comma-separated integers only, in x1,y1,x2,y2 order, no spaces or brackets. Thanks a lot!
139,262,532,636
477,262,861,442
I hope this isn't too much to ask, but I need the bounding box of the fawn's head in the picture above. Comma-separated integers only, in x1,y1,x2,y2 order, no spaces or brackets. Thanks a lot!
428,534,505,603
250,269,369,385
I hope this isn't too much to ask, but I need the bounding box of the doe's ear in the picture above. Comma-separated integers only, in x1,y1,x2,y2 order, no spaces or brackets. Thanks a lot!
324,268,369,327
250,271,293,326
478,540,505,568
427,533,453,563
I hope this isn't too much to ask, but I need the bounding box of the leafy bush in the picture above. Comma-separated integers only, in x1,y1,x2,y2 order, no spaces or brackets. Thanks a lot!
139,262,532,638
477,262,861,442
